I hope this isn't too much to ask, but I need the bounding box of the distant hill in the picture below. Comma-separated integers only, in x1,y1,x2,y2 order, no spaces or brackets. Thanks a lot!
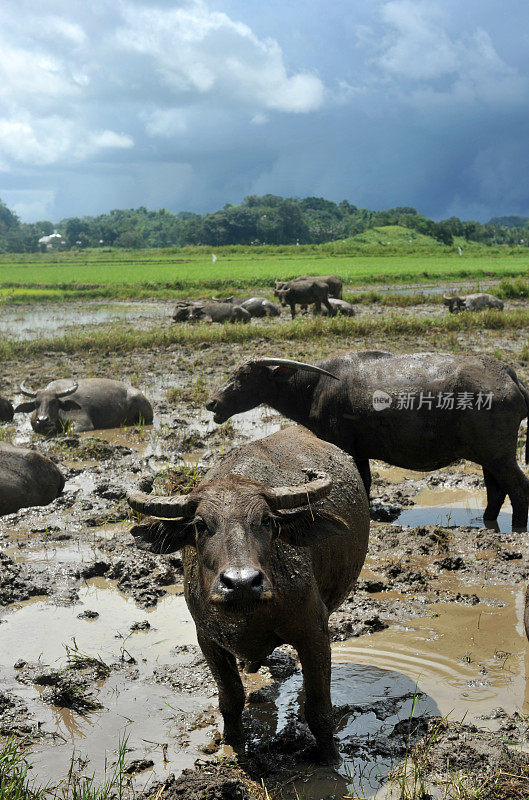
346,225,445,249
488,216,529,228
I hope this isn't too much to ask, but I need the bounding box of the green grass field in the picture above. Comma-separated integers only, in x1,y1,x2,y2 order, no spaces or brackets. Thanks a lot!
0,244,528,293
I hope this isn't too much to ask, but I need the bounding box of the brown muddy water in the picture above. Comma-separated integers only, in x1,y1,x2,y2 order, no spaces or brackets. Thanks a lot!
1,303,529,798
0,301,171,341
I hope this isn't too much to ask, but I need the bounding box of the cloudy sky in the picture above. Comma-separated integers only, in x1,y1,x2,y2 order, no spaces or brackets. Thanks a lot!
1,0,528,222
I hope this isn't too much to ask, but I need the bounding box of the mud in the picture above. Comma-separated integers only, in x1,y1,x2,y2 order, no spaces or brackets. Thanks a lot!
1,291,529,798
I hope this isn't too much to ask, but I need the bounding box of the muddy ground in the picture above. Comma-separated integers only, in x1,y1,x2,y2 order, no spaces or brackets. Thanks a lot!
1,288,529,799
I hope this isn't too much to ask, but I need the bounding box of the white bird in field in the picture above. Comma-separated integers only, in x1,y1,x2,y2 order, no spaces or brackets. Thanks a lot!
212,253,217,263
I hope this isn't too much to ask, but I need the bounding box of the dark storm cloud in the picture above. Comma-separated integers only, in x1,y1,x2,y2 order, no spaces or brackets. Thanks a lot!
0,0,528,221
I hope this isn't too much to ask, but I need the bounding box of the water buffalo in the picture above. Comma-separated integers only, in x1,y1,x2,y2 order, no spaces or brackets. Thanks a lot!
206,351,529,530
14,378,153,434
188,302,251,323
443,293,504,312
240,297,280,318
275,275,343,299
321,298,355,317
173,301,193,321
274,279,336,319
127,426,369,763
0,396,14,422
0,442,64,515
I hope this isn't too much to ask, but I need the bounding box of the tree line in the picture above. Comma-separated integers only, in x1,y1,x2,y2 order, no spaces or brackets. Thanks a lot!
1,195,529,253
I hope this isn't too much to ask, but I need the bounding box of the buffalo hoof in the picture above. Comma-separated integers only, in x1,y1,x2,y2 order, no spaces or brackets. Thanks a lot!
222,724,245,754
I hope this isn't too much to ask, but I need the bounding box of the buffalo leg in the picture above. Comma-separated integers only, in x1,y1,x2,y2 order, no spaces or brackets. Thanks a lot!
313,300,322,315
197,632,245,749
357,459,372,499
289,303,296,319
482,467,506,521
486,460,529,530
323,297,335,317
291,606,339,764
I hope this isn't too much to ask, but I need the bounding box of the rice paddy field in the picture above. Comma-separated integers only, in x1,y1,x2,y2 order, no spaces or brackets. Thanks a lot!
0,247,529,294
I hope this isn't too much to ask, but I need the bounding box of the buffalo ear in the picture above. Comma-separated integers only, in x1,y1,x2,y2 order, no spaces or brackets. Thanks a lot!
276,511,349,548
130,520,195,554
59,399,82,411
13,401,35,414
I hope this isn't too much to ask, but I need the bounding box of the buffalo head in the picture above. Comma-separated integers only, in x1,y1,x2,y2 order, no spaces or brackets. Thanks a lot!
443,295,464,313
127,470,333,611
206,358,338,424
14,381,80,434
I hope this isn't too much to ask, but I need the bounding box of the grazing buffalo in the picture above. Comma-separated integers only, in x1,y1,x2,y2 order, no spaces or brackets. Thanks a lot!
207,351,529,529
14,378,153,434
274,279,335,319
188,302,251,324
275,275,343,299
321,298,355,317
0,442,64,515
127,426,369,763
0,396,14,422
443,293,504,312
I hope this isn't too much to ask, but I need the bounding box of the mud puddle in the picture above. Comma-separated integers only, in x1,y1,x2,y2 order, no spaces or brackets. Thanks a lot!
374,462,514,532
397,483,512,532
0,578,206,788
0,301,168,341
286,582,528,799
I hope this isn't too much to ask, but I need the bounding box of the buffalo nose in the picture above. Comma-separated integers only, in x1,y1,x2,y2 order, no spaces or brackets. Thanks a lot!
218,567,264,602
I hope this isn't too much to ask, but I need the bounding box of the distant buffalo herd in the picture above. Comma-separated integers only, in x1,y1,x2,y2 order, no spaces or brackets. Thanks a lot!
171,275,507,323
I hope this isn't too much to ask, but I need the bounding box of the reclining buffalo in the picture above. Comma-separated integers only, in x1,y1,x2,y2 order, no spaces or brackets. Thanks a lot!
239,297,280,318
443,293,504,312
274,278,336,318
321,298,355,316
127,426,369,763
0,395,14,422
0,442,64,515
14,378,153,434
207,351,529,530
210,296,280,318
173,300,250,323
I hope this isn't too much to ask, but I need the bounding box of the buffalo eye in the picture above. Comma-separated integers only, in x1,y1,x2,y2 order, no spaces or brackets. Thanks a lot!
261,513,273,531
194,518,212,538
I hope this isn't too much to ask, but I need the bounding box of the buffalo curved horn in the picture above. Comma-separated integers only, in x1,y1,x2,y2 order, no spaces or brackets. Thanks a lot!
255,358,339,381
19,380,37,398
127,490,197,519
56,382,78,398
267,469,332,510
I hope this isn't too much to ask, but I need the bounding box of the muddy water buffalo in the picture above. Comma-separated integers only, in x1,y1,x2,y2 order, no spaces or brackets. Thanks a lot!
127,426,369,763
443,293,504,312
14,378,153,434
207,351,529,530
0,396,14,422
173,301,193,321
0,442,64,515
321,298,355,317
275,275,343,299
188,302,251,323
274,279,335,319
240,297,280,318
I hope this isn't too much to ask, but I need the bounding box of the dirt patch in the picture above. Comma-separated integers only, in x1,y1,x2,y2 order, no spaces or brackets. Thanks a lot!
147,763,266,800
